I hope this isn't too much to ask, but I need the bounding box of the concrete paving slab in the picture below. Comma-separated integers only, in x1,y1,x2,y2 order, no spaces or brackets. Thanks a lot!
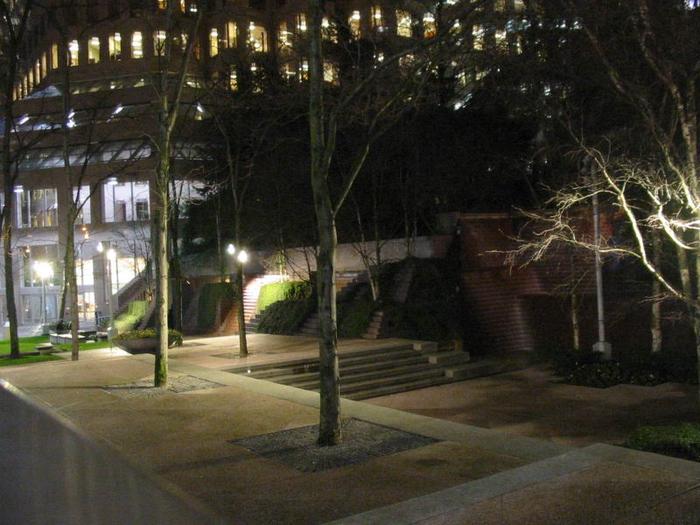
2,335,699,524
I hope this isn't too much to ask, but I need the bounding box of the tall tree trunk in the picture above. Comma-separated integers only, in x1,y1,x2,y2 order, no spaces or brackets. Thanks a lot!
65,224,80,360
154,204,169,386
236,261,248,356
2,100,19,359
2,203,18,358
309,0,341,446
571,292,581,352
651,232,662,353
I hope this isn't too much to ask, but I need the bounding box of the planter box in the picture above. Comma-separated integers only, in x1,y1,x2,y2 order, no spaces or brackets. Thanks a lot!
114,337,178,354
114,338,159,354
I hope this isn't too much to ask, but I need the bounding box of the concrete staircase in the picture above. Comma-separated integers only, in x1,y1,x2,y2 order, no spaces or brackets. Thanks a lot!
298,272,365,336
363,260,416,339
242,274,287,333
226,342,491,400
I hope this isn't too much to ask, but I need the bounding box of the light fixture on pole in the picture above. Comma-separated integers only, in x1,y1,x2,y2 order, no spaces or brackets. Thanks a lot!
226,243,236,256
33,261,54,327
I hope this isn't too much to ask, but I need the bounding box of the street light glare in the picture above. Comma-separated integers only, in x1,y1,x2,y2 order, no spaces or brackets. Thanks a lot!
107,248,117,261
237,250,249,264
96,241,104,253
226,243,236,255
33,261,54,280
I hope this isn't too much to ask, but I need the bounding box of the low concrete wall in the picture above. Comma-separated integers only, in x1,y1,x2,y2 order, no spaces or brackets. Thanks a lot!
272,235,454,280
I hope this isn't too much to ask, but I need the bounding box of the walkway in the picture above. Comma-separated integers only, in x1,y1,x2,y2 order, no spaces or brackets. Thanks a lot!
0,334,698,524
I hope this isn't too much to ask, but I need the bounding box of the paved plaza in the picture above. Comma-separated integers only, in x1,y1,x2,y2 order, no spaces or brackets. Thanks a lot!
2,334,700,524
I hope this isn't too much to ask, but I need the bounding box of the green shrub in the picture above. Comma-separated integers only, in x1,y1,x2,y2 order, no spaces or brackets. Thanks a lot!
197,283,234,330
338,295,375,338
114,328,183,347
256,297,315,335
257,281,312,313
547,348,697,388
113,300,149,334
625,423,700,462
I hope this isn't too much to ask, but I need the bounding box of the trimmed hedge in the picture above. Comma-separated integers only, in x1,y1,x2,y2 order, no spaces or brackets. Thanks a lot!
113,300,148,334
114,328,183,347
256,281,312,313
543,347,697,388
625,423,700,462
256,297,315,335
197,282,235,330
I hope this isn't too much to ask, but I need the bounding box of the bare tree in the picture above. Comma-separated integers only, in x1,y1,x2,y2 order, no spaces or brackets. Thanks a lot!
307,0,483,444
0,0,34,358
150,3,203,387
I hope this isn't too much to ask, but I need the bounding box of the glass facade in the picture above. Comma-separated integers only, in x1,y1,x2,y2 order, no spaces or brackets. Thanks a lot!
102,180,150,223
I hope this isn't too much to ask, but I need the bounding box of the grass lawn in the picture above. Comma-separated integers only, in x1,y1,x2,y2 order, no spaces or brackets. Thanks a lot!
625,423,700,462
0,355,62,367
0,335,113,360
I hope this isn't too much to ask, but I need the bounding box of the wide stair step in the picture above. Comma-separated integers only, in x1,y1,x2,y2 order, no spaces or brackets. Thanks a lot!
225,341,511,399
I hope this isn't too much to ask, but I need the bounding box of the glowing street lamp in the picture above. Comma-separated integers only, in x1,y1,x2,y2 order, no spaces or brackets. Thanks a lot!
226,244,249,357
33,261,53,327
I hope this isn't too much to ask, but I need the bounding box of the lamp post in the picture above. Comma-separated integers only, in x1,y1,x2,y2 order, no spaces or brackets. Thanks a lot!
33,261,54,328
106,248,117,348
226,243,249,358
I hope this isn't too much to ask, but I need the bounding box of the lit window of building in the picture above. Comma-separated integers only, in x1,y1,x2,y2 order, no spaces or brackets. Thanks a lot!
88,36,100,63
472,25,484,50
495,28,506,45
396,10,412,37
323,62,338,84
248,22,267,52
180,0,186,12
229,66,238,90
371,6,384,30
109,33,122,60
494,0,506,12
170,180,205,217
102,180,150,223
278,21,290,48
68,40,80,66
321,17,337,42
34,61,40,85
349,10,361,38
16,188,58,228
189,1,198,13
131,32,143,59
158,0,167,9
51,44,59,69
282,63,296,81
209,28,219,56
299,59,309,81
296,12,307,32
73,186,91,225
154,30,166,56
423,13,436,38
41,53,47,79
226,21,237,47
513,0,525,11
